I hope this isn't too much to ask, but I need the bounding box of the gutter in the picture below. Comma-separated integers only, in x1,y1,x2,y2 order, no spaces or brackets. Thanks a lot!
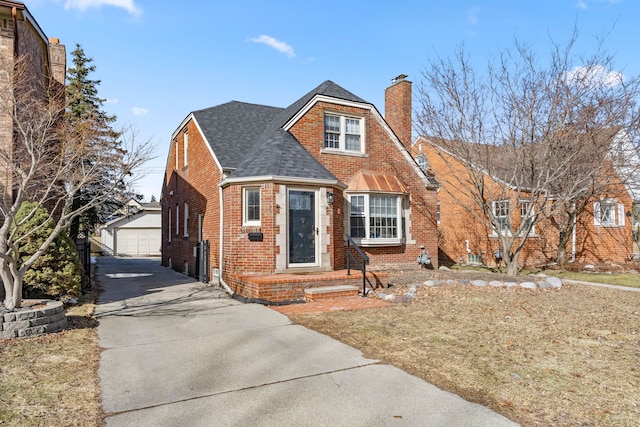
218,183,235,297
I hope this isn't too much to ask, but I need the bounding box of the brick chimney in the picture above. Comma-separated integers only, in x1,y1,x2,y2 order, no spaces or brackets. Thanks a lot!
385,75,412,149
48,38,66,87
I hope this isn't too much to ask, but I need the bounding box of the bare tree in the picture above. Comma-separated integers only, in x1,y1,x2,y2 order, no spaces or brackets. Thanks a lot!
0,56,153,310
416,30,640,275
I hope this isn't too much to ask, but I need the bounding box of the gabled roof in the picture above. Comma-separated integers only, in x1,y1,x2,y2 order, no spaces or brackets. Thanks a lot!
187,80,369,185
227,81,365,182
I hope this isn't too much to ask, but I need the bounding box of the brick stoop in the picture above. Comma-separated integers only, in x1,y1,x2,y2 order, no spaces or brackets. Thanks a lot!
304,285,359,302
230,269,388,303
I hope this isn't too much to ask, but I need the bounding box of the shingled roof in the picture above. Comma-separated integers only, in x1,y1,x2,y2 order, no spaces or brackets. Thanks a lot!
190,80,369,182
192,101,283,169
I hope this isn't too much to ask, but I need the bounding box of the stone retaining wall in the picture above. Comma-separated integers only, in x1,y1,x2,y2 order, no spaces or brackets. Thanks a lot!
0,300,67,339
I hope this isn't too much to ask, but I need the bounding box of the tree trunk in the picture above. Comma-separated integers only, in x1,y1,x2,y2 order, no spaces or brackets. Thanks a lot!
557,228,573,266
504,252,519,276
3,277,22,310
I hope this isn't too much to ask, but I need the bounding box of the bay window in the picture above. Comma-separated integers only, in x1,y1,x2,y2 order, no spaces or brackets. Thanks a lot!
349,194,404,245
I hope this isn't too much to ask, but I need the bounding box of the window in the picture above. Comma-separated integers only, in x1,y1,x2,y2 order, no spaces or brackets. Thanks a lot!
183,202,189,237
168,208,172,242
174,139,179,169
416,154,428,173
348,194,403,245
350,195,365,237
594,200,625,227
323,114,364,153
436,201,441,226
244,187,261,225
175,204,179,235
520,200,534,234
183,130,188,167
492,200,509,233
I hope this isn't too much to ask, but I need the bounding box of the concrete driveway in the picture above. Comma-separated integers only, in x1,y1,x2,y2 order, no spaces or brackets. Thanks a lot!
95,256,518,427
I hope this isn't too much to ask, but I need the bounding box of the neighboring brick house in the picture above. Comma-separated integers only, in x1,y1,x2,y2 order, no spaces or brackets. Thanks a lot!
413,130,637,268
0,1,66,201
162,77,439,302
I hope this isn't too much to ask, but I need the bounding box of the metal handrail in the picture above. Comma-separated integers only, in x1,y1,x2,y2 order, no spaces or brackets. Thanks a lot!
345,234,373,297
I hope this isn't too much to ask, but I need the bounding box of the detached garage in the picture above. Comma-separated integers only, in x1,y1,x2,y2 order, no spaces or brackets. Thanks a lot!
101,201,161,256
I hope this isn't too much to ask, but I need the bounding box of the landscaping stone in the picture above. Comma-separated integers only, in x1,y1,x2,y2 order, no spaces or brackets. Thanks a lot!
0,300,67,339
629,269,638,275
438,265,450,271
446,279,457,285
505,282,518,288
546,277,563,288
584,264,595,270
520,281,537,289
539,281,551,289
489,280,504,287
423,280,437,287
471,280,487,287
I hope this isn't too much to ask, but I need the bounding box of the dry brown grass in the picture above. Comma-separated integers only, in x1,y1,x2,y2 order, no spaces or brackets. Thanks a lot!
290,271,640,427
0,288,103,426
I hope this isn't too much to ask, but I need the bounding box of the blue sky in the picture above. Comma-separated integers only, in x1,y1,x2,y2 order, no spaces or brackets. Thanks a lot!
27,0,640,201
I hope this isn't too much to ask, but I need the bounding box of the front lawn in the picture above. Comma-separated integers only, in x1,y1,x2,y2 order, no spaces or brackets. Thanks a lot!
290,274,640,426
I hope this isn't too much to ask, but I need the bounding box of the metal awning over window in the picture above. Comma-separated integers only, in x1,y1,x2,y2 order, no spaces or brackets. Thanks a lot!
345,171,408,194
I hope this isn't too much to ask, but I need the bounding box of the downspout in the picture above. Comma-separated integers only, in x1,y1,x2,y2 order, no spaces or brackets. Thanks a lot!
218,182,235,297
571,203,577,263
12,7,19,57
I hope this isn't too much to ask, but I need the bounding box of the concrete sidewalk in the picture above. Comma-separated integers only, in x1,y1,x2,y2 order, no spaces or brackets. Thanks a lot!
96,256,518,426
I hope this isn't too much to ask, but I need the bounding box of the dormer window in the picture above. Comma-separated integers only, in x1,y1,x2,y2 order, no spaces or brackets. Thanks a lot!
323,114,364,154
416,154,427,173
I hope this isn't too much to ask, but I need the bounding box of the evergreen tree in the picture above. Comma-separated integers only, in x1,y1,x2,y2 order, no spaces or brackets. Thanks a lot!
65,44,134,240
14,202,83,300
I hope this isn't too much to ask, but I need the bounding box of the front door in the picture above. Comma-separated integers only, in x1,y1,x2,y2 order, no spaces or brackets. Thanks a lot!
288,190,317,265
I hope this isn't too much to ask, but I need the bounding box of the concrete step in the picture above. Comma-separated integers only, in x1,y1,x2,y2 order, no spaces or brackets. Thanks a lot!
304,285,359,302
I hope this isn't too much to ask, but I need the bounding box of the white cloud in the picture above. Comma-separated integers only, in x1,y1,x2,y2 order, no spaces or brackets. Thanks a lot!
131,107,148,116
577,0,588,9
105,98,118,104
64,0,142,16
565,65,624,88
466,7,480,25
250,35,295,58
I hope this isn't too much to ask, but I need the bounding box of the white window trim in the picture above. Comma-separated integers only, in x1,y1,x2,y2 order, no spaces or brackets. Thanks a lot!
183,202,189,237
243,187,261,226
322,113,365,155
491,200,511,236
183,130,189,167
175,204,180,236
416,154,428,173
175,139,179,170
348,193,404,247
594,200,625,227
519,200,536,236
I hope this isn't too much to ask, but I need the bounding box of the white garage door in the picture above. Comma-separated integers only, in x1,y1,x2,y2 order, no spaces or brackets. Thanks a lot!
115,228,161,256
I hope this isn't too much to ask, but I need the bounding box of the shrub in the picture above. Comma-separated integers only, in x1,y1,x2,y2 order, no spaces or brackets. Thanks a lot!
14,202,83,300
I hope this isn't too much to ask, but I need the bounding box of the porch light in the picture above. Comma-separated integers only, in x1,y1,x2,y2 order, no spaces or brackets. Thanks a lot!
327,192,334,204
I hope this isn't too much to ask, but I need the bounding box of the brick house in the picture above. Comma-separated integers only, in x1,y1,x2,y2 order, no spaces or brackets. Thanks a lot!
0,1,66,201
413,129,637,268
161,77,439,302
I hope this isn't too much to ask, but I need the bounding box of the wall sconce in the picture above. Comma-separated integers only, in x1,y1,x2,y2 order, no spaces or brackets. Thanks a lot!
327,191,334,204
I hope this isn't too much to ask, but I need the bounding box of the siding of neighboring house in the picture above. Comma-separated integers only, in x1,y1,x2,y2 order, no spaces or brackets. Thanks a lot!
416,137,634,267
0,2,65,202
